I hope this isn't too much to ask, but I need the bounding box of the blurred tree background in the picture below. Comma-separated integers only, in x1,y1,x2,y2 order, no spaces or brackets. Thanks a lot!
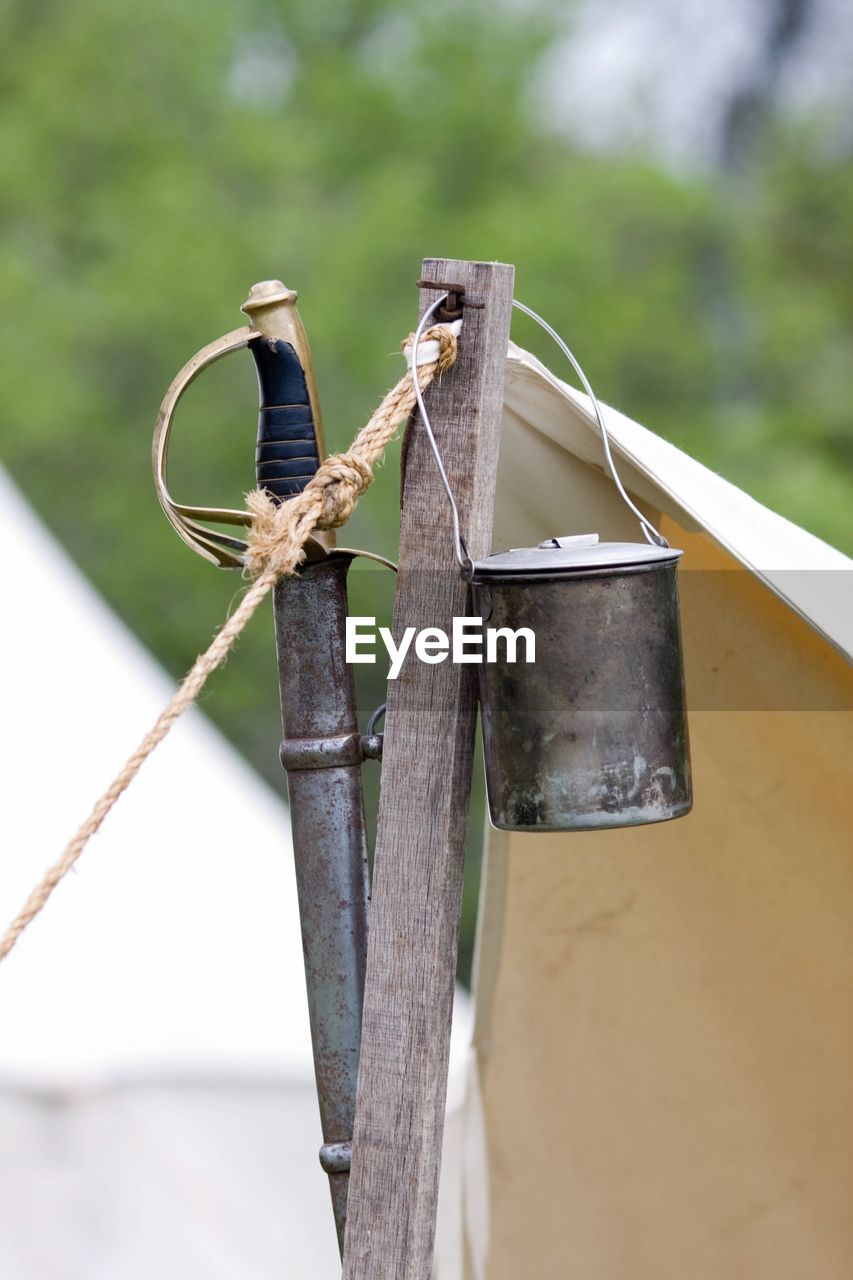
1,0,850,981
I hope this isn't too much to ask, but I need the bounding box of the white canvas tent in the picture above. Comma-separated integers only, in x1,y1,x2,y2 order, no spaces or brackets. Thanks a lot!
439,343,852,1280
0,466,342,1277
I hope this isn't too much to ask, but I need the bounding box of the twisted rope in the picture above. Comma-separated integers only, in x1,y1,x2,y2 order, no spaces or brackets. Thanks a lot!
0,324,458,964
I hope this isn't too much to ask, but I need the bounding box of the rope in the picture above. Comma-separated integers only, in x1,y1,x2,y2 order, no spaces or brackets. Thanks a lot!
0,324,458,965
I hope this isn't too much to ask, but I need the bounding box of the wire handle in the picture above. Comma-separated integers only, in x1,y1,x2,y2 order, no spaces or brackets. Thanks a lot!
410,293,668,577
410,297,475,575
511,300,667,548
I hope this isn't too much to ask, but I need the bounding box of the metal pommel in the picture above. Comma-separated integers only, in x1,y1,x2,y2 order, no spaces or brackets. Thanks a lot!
241,278,299,315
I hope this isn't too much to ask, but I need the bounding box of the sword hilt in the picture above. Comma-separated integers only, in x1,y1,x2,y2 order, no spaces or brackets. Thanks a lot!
242,280,326,502
153,277,329,567
251,339,321,499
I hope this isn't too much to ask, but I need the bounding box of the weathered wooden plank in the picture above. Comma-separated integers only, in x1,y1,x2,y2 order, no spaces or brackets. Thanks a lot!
342,259,514,1279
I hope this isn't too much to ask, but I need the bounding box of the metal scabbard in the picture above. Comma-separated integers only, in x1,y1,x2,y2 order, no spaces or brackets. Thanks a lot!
273,555,369,1252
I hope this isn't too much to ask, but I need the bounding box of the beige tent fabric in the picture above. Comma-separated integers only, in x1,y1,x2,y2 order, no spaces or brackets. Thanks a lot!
450,348,853,1280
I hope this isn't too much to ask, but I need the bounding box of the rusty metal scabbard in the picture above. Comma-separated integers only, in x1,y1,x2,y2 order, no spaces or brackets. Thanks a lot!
273,555,369,1253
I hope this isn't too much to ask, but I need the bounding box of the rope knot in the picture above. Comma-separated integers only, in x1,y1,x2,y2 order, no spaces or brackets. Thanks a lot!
402,324,458,377
244,450,376,577
310,451,374,529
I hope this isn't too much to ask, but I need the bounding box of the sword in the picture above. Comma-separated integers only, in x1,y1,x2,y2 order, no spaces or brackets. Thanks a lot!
153,279,375,1253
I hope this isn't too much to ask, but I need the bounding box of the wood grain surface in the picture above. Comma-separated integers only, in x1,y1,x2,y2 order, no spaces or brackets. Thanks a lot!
342,259,514,1279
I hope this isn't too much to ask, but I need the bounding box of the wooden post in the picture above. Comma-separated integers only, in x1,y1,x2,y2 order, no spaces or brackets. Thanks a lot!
342,259,514,1278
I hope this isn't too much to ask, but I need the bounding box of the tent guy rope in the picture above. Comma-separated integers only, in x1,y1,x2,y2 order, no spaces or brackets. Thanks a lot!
0,324,458,965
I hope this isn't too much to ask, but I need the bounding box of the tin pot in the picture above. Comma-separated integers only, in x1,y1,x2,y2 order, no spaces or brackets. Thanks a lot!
471,535,691,831
410,295,692,834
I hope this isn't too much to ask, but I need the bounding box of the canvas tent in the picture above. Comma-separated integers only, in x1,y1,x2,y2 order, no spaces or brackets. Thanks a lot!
439,343,852,1280
0,466,345,1277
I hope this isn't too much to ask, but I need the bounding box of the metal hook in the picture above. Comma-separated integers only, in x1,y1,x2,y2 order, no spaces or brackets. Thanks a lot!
366,702,387,736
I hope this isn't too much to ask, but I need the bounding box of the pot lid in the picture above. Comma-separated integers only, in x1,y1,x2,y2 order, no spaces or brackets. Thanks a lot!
472,533,682,576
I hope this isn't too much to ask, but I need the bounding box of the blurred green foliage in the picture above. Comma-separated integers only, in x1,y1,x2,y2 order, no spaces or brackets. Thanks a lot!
1,0,850,981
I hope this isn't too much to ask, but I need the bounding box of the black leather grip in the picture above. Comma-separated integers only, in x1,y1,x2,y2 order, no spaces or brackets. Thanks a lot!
251,339,320,501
